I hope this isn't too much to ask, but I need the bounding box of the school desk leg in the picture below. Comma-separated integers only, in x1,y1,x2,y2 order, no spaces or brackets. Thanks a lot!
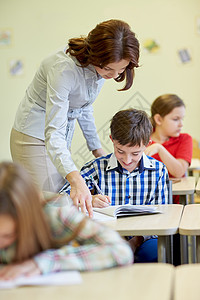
189,193,194,204
179,195,187,205
188,236,196,263
196,236,200,263
166,235,173,264
157,236,166,263
180,235,188,264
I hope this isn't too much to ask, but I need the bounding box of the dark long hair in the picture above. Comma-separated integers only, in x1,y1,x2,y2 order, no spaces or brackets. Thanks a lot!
66,19,140,91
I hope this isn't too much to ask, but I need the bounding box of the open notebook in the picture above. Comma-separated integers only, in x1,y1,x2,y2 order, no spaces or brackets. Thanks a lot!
93,205,162,218
0,271,82,289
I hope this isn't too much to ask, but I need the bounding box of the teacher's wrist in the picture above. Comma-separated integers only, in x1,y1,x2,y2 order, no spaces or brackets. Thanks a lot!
66,171,83,186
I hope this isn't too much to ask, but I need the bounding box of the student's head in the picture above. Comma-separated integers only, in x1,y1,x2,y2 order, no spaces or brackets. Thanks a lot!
67,19,140,91
151,94,185,136
110,109,152,172
0,162,52,262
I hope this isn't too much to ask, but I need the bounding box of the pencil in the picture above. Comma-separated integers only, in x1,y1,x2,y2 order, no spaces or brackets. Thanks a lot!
89,175,104,195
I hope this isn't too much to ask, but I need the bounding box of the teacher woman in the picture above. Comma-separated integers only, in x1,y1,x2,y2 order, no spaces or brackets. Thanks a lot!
10,19,140,217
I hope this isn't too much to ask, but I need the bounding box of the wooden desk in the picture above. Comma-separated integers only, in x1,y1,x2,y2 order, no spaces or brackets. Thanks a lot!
172,176,196,205
174,264,200,300
195,177,200,195
0,264,174,300
179,204,200,263
104,204,183,263
171,177,196,263
188,158,200,176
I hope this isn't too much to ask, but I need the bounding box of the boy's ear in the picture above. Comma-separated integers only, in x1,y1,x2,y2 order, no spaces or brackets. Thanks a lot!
153,114,163,126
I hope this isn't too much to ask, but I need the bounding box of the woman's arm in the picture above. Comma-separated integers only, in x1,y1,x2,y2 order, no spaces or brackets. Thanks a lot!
66,171,93,217
45,66,95,216
92,148,106,157
78,106,106,157
45,66,78,178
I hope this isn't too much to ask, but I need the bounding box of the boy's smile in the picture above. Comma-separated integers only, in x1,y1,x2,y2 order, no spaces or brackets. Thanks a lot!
112,139,146,173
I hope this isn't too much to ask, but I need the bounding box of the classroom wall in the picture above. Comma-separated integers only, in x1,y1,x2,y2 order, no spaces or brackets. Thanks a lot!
1,0,200,168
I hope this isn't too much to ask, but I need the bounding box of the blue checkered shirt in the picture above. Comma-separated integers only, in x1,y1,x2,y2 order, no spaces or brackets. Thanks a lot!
60,153,169,205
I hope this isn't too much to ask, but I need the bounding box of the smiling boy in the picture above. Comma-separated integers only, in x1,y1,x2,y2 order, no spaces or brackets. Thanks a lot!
60,108,169,262
78,108,169,208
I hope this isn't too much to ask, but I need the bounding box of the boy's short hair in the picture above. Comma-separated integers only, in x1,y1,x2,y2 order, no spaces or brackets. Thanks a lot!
110,108,152,146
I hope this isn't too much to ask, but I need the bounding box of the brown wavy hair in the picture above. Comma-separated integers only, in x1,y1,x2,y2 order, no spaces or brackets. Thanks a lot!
66,19,140,91
110,108,152,146
0,162,85,262
151,94,185,128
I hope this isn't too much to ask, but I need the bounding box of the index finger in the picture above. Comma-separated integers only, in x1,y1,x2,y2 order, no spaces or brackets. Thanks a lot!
85,198,93,218
79,197,87,215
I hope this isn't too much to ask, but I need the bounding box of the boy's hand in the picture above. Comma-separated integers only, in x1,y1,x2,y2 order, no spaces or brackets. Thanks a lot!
92,194,111,208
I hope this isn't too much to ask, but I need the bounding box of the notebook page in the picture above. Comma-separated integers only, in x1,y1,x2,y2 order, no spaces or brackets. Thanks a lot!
0,271,82,289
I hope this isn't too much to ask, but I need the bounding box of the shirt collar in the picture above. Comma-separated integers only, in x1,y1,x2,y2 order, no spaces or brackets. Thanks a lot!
142,153,156,170
68,52,102,82
86,64,102,80
106,153,119,171
106,153,156,174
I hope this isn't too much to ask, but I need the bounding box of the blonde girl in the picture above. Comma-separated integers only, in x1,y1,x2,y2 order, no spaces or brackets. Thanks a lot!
0,162,133,280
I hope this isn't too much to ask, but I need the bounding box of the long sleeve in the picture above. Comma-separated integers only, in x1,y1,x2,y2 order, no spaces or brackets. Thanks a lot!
45,66,78,177
59,156,99,194
154,164,169,204
34,205,133,274
78,105,102,151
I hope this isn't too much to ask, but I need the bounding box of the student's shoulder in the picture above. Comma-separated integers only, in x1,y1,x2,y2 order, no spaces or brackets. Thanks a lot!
178,133,192,142
146,155,167,169
42,49,79,75
81,153,112,169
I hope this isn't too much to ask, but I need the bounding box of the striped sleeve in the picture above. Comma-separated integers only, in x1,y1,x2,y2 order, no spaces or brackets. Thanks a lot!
33,205,133,274
155,164,169,204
